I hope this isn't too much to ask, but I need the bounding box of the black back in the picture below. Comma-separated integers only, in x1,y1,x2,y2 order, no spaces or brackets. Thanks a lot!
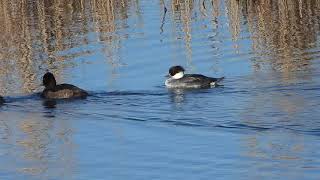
41,72,88,99
168,74,224,88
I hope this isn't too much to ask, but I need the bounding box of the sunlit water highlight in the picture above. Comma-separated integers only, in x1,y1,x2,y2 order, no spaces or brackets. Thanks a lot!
0,0,320,179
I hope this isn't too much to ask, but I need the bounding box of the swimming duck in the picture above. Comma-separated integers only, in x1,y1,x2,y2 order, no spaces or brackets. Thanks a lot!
165,66,224,88
41,72,88,99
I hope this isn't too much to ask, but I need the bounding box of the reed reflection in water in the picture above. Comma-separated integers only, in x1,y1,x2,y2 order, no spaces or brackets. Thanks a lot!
0,0,132,95
0,0,319,94
0,0,320,179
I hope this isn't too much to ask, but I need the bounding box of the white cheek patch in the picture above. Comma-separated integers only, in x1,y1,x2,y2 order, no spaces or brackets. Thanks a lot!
172,72,184,79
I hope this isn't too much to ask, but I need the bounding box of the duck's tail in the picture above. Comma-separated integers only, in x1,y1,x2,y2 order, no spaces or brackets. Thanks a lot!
210,77,225,87
215,77,225,83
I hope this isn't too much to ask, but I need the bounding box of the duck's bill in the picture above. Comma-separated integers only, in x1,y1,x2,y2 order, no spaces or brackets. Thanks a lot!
165,74,170,78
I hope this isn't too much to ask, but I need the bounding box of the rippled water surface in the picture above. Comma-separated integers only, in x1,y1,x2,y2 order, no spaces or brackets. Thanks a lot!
1,0,320,179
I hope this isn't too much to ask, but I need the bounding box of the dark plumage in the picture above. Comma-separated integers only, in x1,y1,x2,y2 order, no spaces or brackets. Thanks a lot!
0,96,4,104
41,72,88,99
169,66,185,76
165,65,224,88
179,74,224,87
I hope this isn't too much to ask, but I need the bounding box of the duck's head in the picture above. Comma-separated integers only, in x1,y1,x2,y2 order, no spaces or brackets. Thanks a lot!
43,72,56,89
169,66,185,79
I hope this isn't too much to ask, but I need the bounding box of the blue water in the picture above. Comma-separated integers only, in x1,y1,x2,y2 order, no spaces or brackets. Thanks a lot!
1,0,320,179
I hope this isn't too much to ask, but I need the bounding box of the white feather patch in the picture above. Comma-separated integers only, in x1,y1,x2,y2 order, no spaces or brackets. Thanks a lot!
172,72,184,79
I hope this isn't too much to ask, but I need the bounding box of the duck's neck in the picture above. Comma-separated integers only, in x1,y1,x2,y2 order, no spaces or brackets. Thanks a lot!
45,81,56,89
172,72,184,79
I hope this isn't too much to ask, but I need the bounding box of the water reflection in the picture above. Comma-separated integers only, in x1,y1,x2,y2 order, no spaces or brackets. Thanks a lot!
0,112,74,179
0,96,4,104
0,0,133,95
168,88,187,105
241,130,320,179
42,99,57,109
17,116,53,175
241,0,320,75
0,0,320,179
0,0,319,95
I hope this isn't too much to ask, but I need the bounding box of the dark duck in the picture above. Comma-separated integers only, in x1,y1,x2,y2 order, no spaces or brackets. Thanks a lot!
41,72,88,99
